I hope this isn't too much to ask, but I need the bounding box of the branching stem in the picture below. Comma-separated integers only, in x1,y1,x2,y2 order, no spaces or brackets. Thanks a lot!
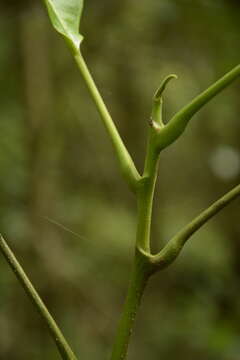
11,2,240,360
109,64,240,359
110,129,159,360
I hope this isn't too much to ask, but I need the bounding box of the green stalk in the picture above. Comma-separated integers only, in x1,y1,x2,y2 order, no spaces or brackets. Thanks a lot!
156,64,240,151
0,236,78,360
136,75,177,253
151,183,240,268
73,51,140,192
110,249,152,360
110,131,159,360
136,134,159,253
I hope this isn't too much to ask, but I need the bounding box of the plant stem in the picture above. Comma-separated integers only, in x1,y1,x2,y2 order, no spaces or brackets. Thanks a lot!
110,249,152,360
0,235,78,360
110,131,159,360
136,132,160,253
156,64,240,150
73,50,140,192
152,183,240,268
172,64,240,123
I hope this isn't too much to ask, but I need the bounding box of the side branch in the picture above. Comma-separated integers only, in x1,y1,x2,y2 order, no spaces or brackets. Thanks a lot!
151,184,240,268
156,64,240,151
73,51,141,192
0,235,78,360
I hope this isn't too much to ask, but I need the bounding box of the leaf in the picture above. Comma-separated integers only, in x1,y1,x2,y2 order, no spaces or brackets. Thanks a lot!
44,0,84,51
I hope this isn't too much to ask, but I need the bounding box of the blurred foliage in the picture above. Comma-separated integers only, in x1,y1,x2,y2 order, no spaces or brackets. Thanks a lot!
0,0,240,359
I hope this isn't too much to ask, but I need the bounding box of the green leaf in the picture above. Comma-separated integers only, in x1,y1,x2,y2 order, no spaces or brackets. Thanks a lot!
44,0,84,51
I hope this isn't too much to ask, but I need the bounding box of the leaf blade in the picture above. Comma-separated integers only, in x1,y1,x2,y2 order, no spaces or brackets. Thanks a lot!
44,0,84,50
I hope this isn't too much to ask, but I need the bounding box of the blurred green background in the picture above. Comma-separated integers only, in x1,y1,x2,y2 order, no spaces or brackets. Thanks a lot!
0,0,240,359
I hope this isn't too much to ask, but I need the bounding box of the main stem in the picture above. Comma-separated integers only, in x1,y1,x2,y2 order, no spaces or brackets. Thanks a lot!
110,131,159,360
110,250,152,360
136,134,160,253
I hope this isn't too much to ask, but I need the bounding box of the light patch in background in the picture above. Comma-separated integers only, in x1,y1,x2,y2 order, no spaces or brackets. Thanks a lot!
209,145,240,180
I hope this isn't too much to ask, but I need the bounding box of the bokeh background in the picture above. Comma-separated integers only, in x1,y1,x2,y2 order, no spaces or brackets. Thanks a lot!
0,0,240,359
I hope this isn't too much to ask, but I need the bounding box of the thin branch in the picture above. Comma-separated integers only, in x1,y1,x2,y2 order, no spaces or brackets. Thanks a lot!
0,235,78,360
73,51,141,192
151,184,240,269
155,64,240,151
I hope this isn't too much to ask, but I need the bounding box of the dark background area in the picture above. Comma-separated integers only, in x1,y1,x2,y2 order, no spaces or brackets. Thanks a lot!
0,0,240,359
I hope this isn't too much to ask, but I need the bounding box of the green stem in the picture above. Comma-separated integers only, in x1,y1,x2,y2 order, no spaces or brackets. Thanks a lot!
151,183,240,268
73,50,140,192
110,131,159,360
136,132,160,253
110,249,152,360
156,64,240,151
0,235,78,360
